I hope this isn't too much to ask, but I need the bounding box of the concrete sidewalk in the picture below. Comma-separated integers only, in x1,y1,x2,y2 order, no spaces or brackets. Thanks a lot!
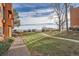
5,37,30,56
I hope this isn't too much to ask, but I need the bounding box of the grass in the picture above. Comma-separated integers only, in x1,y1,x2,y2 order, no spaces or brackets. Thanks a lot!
44,30,79,40
0,37,14,55
43,30,60,36
22,32,79,56
55,31,79,40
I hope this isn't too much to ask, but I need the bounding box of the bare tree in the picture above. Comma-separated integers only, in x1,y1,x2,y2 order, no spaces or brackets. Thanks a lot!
49,3,65,31
49,3,78,32
13,9,20,27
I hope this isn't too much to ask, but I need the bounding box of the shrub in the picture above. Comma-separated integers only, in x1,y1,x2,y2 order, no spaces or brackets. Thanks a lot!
0,37,14,55
6,37,14,43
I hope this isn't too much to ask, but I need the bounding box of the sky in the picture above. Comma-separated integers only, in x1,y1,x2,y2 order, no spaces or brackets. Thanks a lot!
13,3,54,19
13,3,53,12
12,3,70,30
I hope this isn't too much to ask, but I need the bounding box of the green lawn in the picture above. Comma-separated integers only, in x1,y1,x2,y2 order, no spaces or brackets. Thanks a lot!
22,32,79,56
43,30,60,36
44,30,79,40
55,31,79,40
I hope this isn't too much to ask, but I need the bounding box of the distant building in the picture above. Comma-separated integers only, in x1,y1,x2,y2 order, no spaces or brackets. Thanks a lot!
42,27,54,32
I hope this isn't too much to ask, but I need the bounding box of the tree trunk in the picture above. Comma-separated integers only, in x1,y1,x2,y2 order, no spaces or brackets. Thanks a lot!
59,17,61,31
65,3,69,32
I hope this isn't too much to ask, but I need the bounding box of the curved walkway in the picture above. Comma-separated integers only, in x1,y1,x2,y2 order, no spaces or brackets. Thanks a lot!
5,37,30,56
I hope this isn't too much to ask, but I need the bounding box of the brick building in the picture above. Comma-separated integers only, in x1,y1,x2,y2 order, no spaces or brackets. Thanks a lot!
70,7,79,30
0,3,14,38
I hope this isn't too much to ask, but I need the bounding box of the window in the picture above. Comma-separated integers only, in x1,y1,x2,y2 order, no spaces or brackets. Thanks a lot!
8,10,12,14
3,7,6,20
0,28,2,34
8,10,12,18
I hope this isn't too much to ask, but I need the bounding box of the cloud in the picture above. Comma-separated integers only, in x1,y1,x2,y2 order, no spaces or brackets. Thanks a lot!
13,3,53,12
18,10,70,26
34,8,54,13
13,3,54,19
18,7,57,25
18,8,54,18
19,16,53,25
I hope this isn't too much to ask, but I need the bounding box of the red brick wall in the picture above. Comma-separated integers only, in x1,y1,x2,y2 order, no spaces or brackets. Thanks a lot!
2,3,14,38
70,8,79,28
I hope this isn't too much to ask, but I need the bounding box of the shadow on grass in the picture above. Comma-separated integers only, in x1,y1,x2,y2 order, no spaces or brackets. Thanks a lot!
23,32,79,56
26,37,79,56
